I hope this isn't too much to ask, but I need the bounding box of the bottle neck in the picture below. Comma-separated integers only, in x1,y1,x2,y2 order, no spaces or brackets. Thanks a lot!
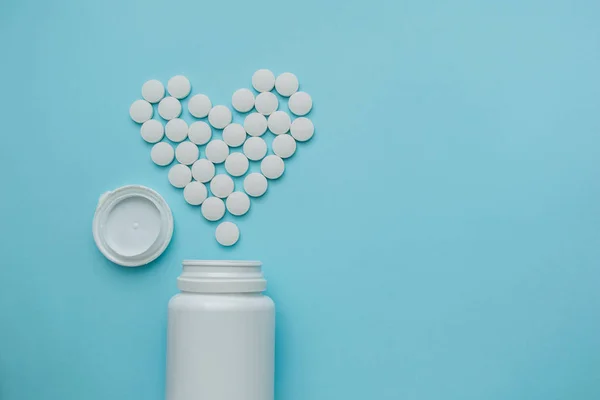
177,260,266,294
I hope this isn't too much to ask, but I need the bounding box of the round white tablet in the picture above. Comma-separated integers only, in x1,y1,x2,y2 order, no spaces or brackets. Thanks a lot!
183,181,208,205
150,142,174,166
208,105,232,129
254,92,278,115
243,137,267,161
267,111,291,135
175,141,199,165
168,164,192,188
226,192,250,216
205,140,229,163
288,92,313,116
167,75,191,99
215,222,239,246
224,152,249,177
201,197,225,221
188,94,212,118
188,121,212,145
142,80,165,103
232,88,255,113
244,113,268,137
158,97,182,120
261,155,285,179
252,69,275,92
210,174,234,198
290,117,314,141
243,173,268,197
165,118,188,142
222,123,246,147
191,159,215,183
272,134,296,158
140,119,164,143
275,72,299,97
129,99,153,123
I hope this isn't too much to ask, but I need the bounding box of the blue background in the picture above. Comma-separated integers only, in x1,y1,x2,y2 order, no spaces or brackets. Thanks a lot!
1,0,599,399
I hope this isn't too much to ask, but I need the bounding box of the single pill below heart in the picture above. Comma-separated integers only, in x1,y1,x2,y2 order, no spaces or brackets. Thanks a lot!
215,221,240,246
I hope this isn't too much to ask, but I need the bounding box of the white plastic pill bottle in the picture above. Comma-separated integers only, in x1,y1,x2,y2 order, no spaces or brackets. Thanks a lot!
166,260,275,400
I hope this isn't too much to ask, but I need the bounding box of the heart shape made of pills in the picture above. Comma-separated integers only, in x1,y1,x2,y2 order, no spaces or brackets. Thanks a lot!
129,70,315,247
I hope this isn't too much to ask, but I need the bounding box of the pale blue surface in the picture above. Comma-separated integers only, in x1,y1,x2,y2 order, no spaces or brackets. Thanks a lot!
1,0,599,399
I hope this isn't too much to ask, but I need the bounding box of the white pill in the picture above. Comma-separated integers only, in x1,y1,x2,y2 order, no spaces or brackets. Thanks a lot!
188,121,212,145
272,134,296,158
224,152,249,177
201,197,225,221
232,88,255,113
290,117,314,141
188,94,212,118
261,155,285,179
129,99,153,123
175,141,199,165
208,105,232,129
252,69,275,92
243,137,267,161
226,192,250,216
210,174,234,198
215,222,240,246
222,123,246,147
140,119,164,143
288,92,313,116
183,181,208,205
267,111,291,135
167,75,191,99
275,72,299,97
205,140,229,163
150,142,174,166
168,164,192,188
165,118,188,142
244,113,268,137
191,159,215,183
255,92,278,115
158,97,182,120
243,173,268,197
142,79,165,103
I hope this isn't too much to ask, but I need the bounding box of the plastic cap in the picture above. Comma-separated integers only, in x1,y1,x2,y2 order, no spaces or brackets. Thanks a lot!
93,185,173,267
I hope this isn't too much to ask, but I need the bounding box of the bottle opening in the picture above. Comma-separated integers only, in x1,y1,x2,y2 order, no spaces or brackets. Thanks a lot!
178,260,266,293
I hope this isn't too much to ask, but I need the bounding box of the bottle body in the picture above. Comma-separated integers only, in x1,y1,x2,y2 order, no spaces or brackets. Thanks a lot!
166,261,275,400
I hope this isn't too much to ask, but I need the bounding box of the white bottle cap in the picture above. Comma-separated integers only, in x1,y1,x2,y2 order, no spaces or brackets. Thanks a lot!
92,185,173,267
